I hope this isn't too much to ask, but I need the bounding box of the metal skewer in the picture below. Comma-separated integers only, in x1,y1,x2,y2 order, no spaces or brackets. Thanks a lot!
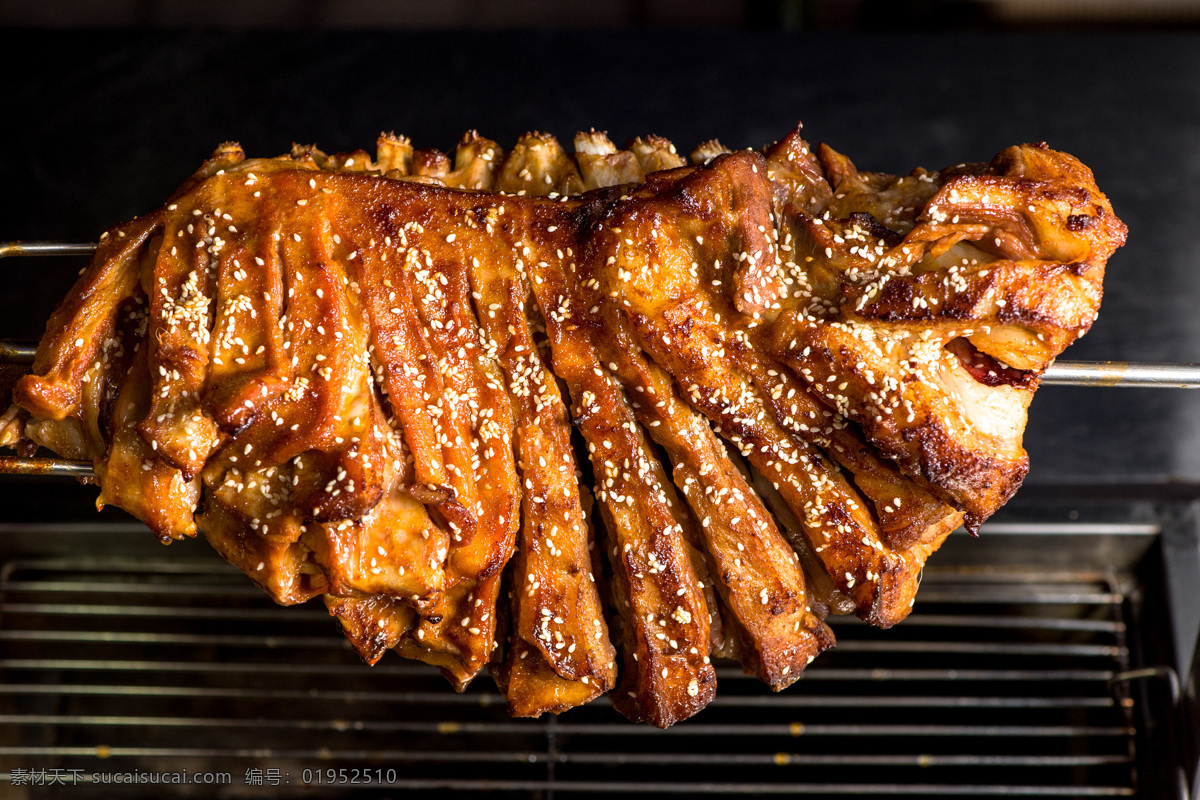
7,241,1200,386
0,456,93,477
5,343,1199,386
0,241,98,259
2,239,1199,479
1040,361,1200,389
2,353,1197,480
0,342,35,364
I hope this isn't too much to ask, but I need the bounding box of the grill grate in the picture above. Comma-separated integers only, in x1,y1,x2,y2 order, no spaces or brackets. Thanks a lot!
0,524,1141,798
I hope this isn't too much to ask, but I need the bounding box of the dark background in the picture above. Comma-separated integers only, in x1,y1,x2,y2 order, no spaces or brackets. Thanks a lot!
2,15,1199,796
0,18,1198,500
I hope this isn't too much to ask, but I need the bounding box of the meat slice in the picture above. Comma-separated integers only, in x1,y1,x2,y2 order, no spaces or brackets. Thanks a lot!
588,152,960,627
13,216,156,425
203,219,291,434
325,595,416,665
96,341,201,541
138,213,222,480
553,344,718,726
466,232,617,717
528,236,718,727
595,314,834,687
377,211,521,690
771,143,1125,529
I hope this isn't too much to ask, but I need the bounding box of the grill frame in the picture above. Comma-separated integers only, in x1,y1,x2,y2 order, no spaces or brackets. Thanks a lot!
0,513,1188,799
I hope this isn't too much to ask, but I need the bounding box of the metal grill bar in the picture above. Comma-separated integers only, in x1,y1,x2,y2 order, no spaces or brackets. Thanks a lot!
0,720,1137,738
0,715,1135,746
0,582,1133,633
1,580,270,596
0,630,351,648
563,753,1135,767
902,590,1123,604
0,602,331,621
0,683,1121,710
0,775,1142,797
827,614,1124,632
0,525,1141,797
0,629,1111,658
0,624,1128,655
0,602,1129,634
0,733,1136,767
0,659,1123,683
4,350,1200,391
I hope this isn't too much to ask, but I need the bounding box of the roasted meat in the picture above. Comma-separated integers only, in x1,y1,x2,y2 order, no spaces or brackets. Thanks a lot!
0,123,1125,726
770,138,1123,529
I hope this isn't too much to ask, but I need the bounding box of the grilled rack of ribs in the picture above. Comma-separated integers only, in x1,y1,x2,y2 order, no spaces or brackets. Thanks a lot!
0,123,1126,726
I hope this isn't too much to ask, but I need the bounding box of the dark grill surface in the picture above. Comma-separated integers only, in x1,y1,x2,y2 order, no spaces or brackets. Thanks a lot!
0,523,1144,798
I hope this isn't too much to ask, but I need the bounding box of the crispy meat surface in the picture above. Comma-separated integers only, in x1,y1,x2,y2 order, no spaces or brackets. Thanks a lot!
770,136,1124,529
2,123,1125,725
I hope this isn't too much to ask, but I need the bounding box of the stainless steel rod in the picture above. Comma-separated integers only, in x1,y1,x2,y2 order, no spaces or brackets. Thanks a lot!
0,341,35,364
0,457,93,478
2,336,1199,388
0,363,1199,479
0,241,97,259
1041,361,1200,388
0,241,1197,388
